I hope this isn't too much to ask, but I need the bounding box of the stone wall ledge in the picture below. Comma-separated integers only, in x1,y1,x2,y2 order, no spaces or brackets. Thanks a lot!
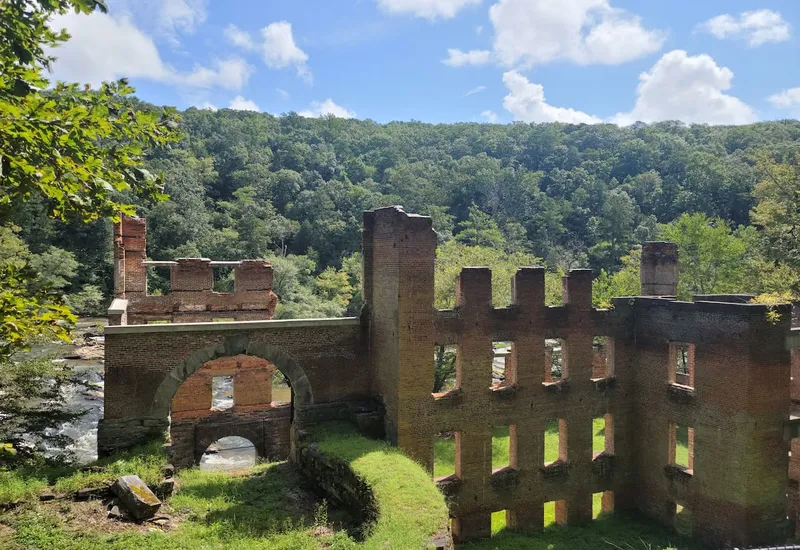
105,316,360,334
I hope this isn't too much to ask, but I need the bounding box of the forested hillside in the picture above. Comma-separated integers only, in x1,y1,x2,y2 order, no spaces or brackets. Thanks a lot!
7,108,800,317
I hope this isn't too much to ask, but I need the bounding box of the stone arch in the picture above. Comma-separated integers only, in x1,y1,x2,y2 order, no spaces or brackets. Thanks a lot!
150,334,313,420
195,427,263,465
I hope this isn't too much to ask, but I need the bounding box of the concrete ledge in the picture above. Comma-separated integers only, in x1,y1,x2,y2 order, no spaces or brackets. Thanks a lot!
107,298,128,315
105,316,360,334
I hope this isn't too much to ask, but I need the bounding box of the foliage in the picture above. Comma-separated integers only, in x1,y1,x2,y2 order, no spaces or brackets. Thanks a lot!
751,151,800,293
434,241,540,309
593,249,642,308
0,0,180,362
64,284,106,316
659,213,753,300
0,356,83,464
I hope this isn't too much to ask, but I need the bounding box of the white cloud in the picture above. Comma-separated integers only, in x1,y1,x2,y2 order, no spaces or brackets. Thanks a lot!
475,25,484,35
228,21,311,82
48,11,169,86
198,101,217,111
502,70,602,124
612,50,756,125
224,24,256,50
481,110,499,122
699,10,790,47
158,0,207,42
443,48,492,67
228,96,260,111
262,21,312,82
277,88,290,100
465,85,487,96
48,11,252,91
377,0,481,20
489,0,665,67
299,99,356,118
768,88,800,108
182,57,253,90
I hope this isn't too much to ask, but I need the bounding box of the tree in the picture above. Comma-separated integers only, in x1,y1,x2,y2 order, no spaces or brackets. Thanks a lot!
750,152,800,293
592,249,642,309
660,213,752,299
0,0,180,360
454,204,506,250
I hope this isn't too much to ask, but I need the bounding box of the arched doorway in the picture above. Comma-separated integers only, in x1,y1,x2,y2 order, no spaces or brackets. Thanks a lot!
150,337,313,468
199,436,258,472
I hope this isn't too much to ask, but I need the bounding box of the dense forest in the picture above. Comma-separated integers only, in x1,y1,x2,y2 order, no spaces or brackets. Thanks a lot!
6,108,800,318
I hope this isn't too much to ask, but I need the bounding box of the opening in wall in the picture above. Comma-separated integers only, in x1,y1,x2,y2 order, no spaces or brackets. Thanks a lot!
147,265,171,295
492,425,516,470
433,431,458,479
545,338,567,382
593,491,614,519
433,344,458,396
211,375,234,410
544,500,567,527
592,336,614,378
491,510,508,536
545,419,567,464
669,422,694,472
492,341,515,389
593,414,614,456
213,265,234,292
668,501,693,536
669,342,695,387
271,370,291,405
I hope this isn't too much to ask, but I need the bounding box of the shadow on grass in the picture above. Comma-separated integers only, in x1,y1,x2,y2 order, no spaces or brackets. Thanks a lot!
172,462,350,538
465,511,705,550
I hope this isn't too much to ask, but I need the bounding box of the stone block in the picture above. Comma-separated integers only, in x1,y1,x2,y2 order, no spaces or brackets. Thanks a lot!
111,475,162,521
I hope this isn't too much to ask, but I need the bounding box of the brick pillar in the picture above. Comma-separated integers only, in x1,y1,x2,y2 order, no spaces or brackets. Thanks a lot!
172,258,213,292
362,206,437,468
115,216,147,296
234,260,274,292
561,269,594,524
640,242,678,296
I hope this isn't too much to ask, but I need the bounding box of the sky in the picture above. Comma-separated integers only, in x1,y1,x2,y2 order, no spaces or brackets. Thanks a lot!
47,0,800,124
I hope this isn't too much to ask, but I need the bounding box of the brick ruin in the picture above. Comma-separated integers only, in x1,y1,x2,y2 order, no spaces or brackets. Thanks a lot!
101,206,797,547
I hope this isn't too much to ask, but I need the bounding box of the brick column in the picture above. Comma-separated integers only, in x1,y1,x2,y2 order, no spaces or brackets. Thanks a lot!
561,269,594,524
640,242,678,297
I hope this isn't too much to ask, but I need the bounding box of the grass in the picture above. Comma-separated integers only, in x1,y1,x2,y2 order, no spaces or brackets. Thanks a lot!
1,442,355,549
0,419,698,550
310,422,450,549
0,440,168,506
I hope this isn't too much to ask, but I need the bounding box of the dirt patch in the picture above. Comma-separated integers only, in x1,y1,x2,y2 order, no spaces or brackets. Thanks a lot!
42,499,180,535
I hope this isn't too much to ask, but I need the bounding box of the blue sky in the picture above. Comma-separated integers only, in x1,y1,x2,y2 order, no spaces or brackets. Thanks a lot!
48,0,800,124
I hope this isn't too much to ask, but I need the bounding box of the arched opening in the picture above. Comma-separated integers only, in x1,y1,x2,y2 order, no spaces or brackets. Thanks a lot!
152,338,312,468
199,435,257,472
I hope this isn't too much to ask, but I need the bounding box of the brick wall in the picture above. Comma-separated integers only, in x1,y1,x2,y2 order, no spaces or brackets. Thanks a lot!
112,216,278,323
103,206,793,547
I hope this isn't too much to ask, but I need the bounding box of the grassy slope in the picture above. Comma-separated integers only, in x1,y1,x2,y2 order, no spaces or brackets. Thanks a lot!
311,422,450,549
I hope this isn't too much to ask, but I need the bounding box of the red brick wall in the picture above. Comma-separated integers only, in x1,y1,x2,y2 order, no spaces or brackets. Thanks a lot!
103,320,369,421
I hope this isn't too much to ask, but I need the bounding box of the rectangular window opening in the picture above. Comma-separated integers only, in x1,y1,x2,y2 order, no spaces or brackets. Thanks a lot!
545,419,567,464
213,265,235,292
544,500,567,527
147,265,171,296
491,510,507,536
211,375,234,410
593,491,614,519
671,502,693,536
492,425,515,470
433,431,458,479
669,342,695,387
593,414,614,457
669,422,694,472
433,344,458,396
492,341,516,389
545,338,567,382
271,370,290,405
592,336,614,378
